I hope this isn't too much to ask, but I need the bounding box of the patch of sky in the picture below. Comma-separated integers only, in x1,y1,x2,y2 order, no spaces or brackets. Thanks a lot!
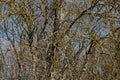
71,24,76,33
115,16,120,28
34,0,41,3
93,5,100,12
71,42,80,53
115,21,120,28
84,16,90,25
47,0,53,5
93,4,106,13
0,27,4,39
2,17,21,51
77,24,83,33
34,5,41,15
45,22,51,35
6,20,13,35
1,4,9,14
99,22,109,37
66,0,84,2
5,18,20,44
71,37,90,53
99,27,109,37
91,16,100,32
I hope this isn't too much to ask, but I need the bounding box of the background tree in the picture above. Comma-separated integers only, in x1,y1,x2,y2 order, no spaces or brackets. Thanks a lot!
0,0,120,80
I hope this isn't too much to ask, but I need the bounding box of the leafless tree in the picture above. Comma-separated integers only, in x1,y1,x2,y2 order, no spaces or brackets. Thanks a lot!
0,0,120,80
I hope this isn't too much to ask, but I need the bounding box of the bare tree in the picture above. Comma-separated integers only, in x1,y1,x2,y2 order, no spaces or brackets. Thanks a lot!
0,0,120,80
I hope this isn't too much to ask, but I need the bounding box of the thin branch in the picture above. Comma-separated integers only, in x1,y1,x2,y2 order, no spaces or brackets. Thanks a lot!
65,0,99,35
